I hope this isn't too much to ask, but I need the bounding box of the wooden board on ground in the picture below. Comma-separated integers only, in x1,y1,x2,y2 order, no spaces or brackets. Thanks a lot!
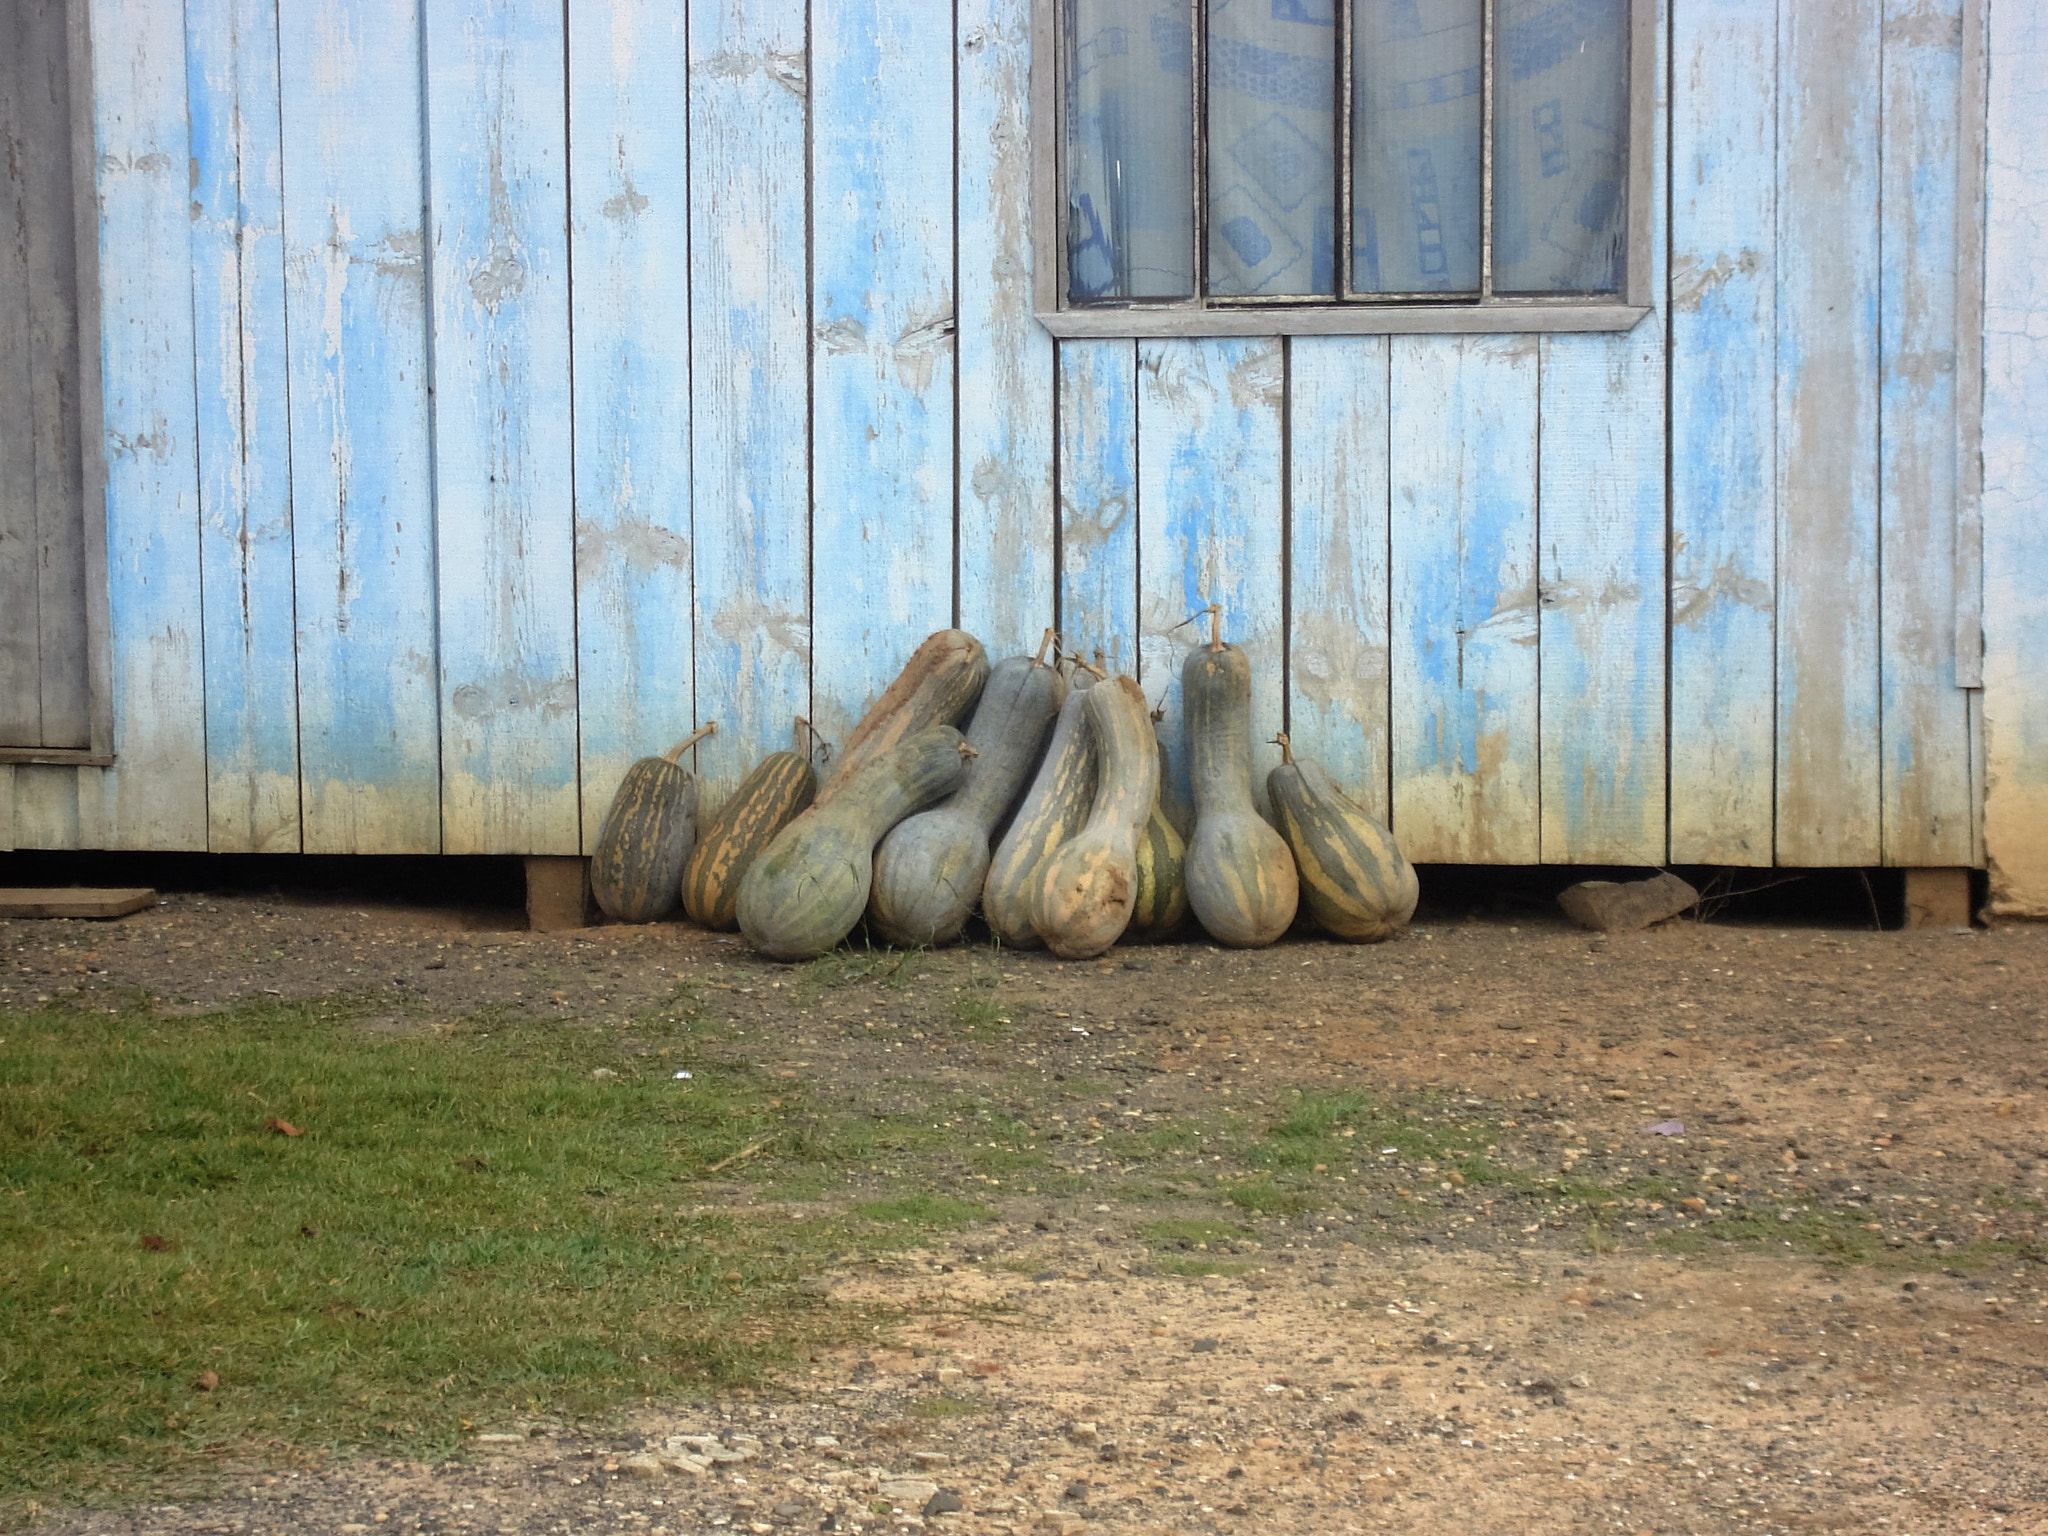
0,887,156,919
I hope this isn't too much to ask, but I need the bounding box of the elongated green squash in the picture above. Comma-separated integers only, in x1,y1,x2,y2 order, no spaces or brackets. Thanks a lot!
680,718,822,931
590,724,715,924
738,727,971,960
1268,735,1418,942
869,653,1064,947
817,630,988,806
1030,675,1158,959
982,662,1099,949
1183,625,1298,947
1127,802,1189,940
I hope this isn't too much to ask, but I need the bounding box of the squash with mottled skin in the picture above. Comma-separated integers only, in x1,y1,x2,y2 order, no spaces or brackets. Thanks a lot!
737,728,971,960
590,724,715,924
680,719,821,931
1030,675,1159,959
869,653,1064,948
817,630,988,806
982,663,1099,949
1182,634,1298,947
1127,802,1189,940
1267,734,1417,942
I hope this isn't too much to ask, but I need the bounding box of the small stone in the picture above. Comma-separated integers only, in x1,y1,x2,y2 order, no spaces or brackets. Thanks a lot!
922,1490,965,1517
1568,1373,1590,1389
618,1454,665,1479
1038,1511,1085,1534
659,1454,711,1477
811,1435,840,1450
1066,1422,1099,1446
1557,872,1698,932
773,1503,806,1518
1191,1337,1220,1354
1062,1481,1091,1502
669,1434,722,1454
474,1433,523,1444
935,1366,964,1385
878,1478,941,1508
911,1451,951,1468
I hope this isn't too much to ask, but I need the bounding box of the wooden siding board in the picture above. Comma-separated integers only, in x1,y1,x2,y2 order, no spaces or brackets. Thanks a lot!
188,0,302,853
1135,338,1285,822
0,2,43,747
1287,337,1391,825
424,0,580,854
956,0,1054,662
1056,338,1137,662
1776,0,1882,865
568,0,696,844
809,0,956,743
8,764,81,849
1879,0,1974,868
1982,0,2048,912
688,0,812,804
1668,0,1776,866
88,0,208,850
1388,336,1541,865
281,0,442,855
1538,6,1670,867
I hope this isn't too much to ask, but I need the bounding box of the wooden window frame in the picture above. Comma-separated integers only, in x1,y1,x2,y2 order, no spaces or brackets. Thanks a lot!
1030,0,1657,338
0,0,113,767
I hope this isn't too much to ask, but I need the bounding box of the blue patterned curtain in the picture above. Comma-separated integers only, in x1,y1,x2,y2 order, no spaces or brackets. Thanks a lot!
1064,0,1628,304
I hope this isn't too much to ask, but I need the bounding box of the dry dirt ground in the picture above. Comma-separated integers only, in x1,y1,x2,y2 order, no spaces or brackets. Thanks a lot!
5,885,2046,1536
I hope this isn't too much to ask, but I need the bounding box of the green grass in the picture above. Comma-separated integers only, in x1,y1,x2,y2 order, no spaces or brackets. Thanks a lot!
0,996,931,1507
852,1193,995,1229
908,1395,983,1418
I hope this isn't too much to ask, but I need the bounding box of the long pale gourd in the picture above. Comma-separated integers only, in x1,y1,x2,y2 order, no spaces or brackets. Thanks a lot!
589,723,715,924
1268,735,1418,942
816,630,987,806
1182,635,1298,947
737,727,970,960
1029,675,1158,959
869,653,1064,947
981,662,1099,949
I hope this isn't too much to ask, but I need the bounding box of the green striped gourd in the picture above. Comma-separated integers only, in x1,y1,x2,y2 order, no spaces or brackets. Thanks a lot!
869,649,1065,948
738,727,972,961
1127,801,1189,940
679,717,823,930
817,629,988,806
982,659,1100,949
1182,615,1298,948
1267,734,1418,942
589,723,716,924
1029,675,1159,959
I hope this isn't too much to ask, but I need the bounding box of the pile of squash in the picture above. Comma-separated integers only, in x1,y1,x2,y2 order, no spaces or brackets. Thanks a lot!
588,618,1417,959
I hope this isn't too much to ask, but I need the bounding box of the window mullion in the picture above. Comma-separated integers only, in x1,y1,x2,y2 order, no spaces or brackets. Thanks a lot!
1191,0,1208,304
1480,0,1496,301
1336,0,1353,301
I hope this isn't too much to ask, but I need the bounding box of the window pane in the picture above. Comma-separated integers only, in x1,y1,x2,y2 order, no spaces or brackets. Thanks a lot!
1205,0,1337,297
1350,0,1482,294
1492,0,1629,294
1066,0,1196,301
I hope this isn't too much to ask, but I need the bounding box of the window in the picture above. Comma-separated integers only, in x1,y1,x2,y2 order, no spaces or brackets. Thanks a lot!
1030,0,1654,336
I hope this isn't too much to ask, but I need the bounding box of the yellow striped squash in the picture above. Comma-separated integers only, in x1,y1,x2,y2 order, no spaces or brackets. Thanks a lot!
1267,737,1417,942
680,725,819,930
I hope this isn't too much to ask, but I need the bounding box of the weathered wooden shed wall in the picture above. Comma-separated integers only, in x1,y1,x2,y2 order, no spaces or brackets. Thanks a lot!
0,0,2038,904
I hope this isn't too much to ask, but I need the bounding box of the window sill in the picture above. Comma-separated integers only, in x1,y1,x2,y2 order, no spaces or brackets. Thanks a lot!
1036,302,1652,341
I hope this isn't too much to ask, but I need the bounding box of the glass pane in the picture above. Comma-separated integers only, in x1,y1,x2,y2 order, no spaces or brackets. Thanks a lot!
1205,0,1338,297
1065,0,1196,301
1350,0,1482,294
1492,0,1629,294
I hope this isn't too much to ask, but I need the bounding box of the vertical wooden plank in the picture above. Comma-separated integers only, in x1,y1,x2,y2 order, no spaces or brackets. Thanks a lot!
425,0,580,854
569,0,694,842
956,0,1053,661
1288,336,1391,825
1388,336,1541,864
88,0,208,849
188,0,301,853
2,0,92,751
1668,0,1776,866
281,0,443,855
0,0,44,746
1879,0,1974,867
1056,338,1137,660
1538,3,1670,866
1135,337,1285,820
8,765,81,849
1981,0,2048,913
689,0,812,804
809,0,955,743
1776,0,1881,865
